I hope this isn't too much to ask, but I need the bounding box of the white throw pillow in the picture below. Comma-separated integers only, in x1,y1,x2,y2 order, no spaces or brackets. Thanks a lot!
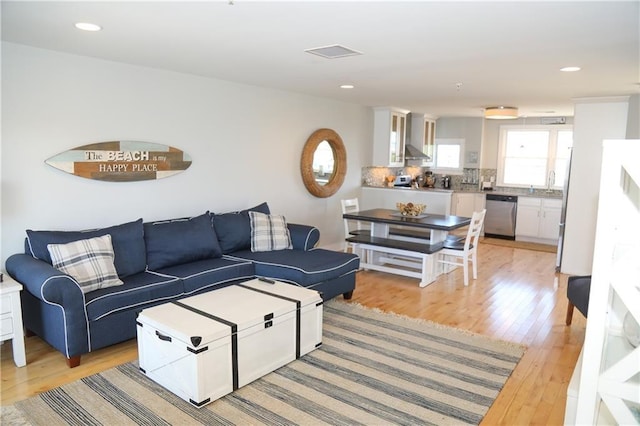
249,211,292,252
47,234,123,293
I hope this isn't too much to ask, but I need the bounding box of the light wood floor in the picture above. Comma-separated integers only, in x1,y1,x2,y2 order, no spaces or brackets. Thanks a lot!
1,241,586,425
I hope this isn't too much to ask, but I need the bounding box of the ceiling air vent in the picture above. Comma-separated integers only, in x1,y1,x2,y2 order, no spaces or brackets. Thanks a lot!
304,44,362,59
540,117,567,125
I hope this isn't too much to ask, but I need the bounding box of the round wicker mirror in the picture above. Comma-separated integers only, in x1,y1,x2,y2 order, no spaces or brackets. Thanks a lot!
300,128,347,198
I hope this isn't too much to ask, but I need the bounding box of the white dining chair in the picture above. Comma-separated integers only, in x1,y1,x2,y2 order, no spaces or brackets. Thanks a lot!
341,198,370,258
437,209,486,286
341,198,369,239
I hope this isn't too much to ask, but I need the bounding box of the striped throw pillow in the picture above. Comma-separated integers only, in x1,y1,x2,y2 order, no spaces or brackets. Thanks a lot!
47,234,123,293
249,211,292,252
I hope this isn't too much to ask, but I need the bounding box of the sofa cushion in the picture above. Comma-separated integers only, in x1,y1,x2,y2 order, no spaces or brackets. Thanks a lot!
249,211,292,252
47,234,124,293
144,213,222,270
224,248,360,287
212,202,271,254
155,257,255,295
26,219,146,278
84,271,183,321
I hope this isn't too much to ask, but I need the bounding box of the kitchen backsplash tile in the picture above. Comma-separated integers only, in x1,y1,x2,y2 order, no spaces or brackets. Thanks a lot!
362,166,422,187
361,166,562,197
362,166,488,190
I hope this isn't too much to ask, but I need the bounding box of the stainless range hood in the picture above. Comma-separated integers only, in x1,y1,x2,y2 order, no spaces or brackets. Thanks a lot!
404,112,432,160
405,144,431,160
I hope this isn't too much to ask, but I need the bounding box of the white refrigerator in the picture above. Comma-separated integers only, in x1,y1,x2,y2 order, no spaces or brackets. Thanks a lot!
555,148,572,271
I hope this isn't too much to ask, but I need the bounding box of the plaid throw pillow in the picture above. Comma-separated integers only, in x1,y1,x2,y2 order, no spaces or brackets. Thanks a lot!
249,211,292,252
47,234,124,293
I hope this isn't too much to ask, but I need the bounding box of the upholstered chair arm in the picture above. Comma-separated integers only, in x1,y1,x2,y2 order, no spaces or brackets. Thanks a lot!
287,223,320,251
5,254,90,361
6,254,84,305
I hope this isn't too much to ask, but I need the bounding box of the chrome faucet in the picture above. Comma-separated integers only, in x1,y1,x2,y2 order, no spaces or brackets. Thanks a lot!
546,171,556,192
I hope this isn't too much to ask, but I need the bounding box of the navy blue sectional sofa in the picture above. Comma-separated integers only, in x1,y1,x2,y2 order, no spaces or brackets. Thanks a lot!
5,202,359,367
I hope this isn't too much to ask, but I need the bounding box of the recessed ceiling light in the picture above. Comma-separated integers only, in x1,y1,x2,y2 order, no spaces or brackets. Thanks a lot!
75,22,102,32
560,66,581,72
340,84,354,89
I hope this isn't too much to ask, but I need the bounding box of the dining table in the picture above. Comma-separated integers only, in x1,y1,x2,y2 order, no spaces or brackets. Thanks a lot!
342,208,471,287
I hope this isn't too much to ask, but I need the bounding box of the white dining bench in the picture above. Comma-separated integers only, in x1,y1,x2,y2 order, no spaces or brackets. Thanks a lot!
346,235,444,287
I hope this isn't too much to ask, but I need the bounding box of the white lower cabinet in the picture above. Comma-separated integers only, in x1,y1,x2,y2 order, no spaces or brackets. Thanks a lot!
515,197,561,243
451,193,485,217
539,202,562,240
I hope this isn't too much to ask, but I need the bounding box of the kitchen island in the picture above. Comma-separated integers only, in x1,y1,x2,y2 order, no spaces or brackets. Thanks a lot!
361,185,563,244
361,186,454,215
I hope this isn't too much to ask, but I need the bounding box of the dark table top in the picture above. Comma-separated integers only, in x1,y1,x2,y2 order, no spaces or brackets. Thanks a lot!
343,208,471,231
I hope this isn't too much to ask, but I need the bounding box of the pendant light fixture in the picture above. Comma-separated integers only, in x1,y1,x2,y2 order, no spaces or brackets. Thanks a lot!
485,106,518,119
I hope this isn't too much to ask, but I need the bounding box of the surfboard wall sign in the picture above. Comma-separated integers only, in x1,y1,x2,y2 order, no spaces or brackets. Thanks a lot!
45,141,192,182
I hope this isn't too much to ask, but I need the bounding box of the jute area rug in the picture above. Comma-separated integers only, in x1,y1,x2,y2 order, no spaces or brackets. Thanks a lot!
2,301,525,426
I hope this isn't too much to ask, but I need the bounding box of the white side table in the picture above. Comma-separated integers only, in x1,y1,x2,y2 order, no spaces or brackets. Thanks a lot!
1,274,27,367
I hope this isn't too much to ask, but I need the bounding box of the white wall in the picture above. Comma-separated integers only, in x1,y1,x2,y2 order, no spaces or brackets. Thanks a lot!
561,97,630,275
626,94,639,139
435,117,483,168
1,43,372,265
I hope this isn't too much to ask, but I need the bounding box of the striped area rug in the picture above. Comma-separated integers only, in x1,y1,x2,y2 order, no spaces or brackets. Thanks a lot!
3,300,525,425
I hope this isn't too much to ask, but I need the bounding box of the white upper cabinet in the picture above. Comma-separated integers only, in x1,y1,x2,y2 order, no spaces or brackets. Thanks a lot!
424,117,436,165
373,107,409,166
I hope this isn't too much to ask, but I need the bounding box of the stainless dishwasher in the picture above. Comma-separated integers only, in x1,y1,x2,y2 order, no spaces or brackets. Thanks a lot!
484,194,518,240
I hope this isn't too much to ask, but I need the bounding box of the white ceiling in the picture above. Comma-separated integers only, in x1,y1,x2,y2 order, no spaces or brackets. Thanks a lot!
2,1,639,118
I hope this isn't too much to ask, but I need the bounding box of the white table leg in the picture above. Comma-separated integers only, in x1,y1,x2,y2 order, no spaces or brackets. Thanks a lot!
11,302,27,367
370,222,389,238
430,229,448,244
419,253,439,287
369,222,389,265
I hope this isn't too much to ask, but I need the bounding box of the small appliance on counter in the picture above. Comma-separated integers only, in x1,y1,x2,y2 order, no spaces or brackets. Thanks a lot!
481,176,495,191
393,175,413,187
425,171,435,188
441,175,451,189
481,181,493,191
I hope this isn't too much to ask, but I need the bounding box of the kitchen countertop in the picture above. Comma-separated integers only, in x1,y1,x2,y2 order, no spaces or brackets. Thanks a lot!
363,185,453,193
362,185,563,199
466,189,563,199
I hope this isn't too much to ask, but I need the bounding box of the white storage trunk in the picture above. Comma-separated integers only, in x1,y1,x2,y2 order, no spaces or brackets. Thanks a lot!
137,280,322,407
137,302,232,407
238,279,323,357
